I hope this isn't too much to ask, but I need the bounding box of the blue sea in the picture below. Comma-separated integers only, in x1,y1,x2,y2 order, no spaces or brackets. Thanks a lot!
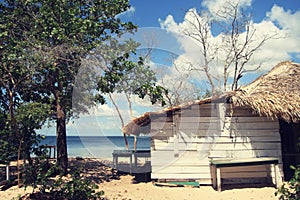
40,136,151,159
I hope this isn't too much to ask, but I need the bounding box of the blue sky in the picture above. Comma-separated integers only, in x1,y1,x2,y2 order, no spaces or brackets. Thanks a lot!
120,0,300,70
126,0,299,27
41,0,300,137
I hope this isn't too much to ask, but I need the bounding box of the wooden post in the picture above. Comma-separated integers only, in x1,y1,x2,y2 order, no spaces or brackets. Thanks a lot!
6,164,9,181
134,153,138,166
217,168,221,192
218,103,226,131
211,164,216,189
274,163,281,187
173,114,179,158
49,146,52,158
266,165,271,184
134,135,137,151
54,146,56,159
130,155,132,174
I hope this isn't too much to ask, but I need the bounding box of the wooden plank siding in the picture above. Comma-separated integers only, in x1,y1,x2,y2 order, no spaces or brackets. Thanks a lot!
150,103,283,185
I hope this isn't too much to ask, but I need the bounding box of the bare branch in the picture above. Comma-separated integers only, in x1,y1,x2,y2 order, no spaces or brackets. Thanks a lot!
182,9,217,95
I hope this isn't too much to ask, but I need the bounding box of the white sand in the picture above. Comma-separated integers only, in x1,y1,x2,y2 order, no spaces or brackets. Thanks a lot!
99,175,278,200
0,175,279,200
0,158,279,200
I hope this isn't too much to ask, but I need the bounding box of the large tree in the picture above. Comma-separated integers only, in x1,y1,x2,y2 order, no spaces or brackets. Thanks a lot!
0,0,41,185
1,0,137,173
183,9,217,95
216,1,280,91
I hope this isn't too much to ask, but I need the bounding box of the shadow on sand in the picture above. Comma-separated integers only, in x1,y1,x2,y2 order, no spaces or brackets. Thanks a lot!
69,158,151,184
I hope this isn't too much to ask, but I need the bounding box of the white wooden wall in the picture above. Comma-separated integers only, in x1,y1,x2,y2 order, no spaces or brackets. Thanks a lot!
150,103,283,185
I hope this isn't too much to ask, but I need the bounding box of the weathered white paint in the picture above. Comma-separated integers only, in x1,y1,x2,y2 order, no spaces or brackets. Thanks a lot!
150,103,283,185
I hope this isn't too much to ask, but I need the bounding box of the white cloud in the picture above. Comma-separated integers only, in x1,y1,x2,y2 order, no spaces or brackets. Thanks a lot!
159,15,180,32
98,103,114,116
266,5,300,61
158,2,300,91
70,98,132,135
159,9,223,82
247,20,291,66
116,6,136,18
159,9,214,69
202,0,252,19
267,5,300,36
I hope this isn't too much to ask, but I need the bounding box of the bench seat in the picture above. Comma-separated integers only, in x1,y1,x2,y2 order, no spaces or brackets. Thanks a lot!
210,157,280,192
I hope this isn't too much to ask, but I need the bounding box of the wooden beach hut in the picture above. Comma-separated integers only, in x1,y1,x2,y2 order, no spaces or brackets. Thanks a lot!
122,61,300,189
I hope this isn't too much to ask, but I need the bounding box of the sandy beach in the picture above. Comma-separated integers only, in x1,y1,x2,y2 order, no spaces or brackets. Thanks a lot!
98,175,278,200
0,158,279,200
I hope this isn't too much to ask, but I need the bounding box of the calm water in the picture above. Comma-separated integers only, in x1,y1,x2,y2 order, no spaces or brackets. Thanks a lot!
40,136,151,158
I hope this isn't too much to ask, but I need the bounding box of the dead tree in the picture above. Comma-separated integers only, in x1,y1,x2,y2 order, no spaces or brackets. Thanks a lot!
216,1,281,91
182,9,218,95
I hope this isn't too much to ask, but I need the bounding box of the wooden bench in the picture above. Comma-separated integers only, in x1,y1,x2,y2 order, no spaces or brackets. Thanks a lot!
0,163,11,181
112,150,133,173
210,157,280,192
133,150,151,166
45,145,56,160
112,150,151,174
0,156,18,181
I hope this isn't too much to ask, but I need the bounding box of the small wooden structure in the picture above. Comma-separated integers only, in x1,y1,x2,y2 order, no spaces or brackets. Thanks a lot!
122,61,300,187
112,150,151,174
112,150,133,173
44,145,56,160
0,162,11,181
210,157,280,191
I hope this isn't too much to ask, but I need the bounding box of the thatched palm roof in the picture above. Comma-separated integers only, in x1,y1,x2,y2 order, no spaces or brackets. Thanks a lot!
233,61,300,122
123,61,300,136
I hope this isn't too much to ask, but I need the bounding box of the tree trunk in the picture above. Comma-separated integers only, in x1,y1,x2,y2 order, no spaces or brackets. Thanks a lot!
204,57,215,96
223,64,228,92
8,90,22,186
126,93,136,150
231,61,239,91
205,68,215,95
17,138,22,186
56,103,68,174
109,93,129,150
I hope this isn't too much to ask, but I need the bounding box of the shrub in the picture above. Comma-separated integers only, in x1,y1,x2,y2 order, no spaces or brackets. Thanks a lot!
53,169,104,200
276,165,300,200
22,159,104,200
22,149,58,193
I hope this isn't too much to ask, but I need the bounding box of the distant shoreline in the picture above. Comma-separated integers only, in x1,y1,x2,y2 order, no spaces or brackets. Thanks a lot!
39,136,151,158
40,135,152,138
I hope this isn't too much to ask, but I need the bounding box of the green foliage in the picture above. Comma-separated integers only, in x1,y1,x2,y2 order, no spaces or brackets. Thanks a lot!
276,165,300,199
276,136,300,200
96,41,168,107
0,120,18,163
0,102,50,164
1,0,138,173
53,169,104,200
134,83,167,106
17,102,51,158
0,111,15,163
23,159,104,200
22,151,58,193
25,0,138,117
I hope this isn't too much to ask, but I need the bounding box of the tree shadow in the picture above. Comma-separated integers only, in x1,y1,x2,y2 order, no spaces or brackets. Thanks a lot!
220,182,275,191
68,158,120,184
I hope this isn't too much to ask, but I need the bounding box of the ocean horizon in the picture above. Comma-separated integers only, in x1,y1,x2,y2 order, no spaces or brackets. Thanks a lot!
40,136,151,159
